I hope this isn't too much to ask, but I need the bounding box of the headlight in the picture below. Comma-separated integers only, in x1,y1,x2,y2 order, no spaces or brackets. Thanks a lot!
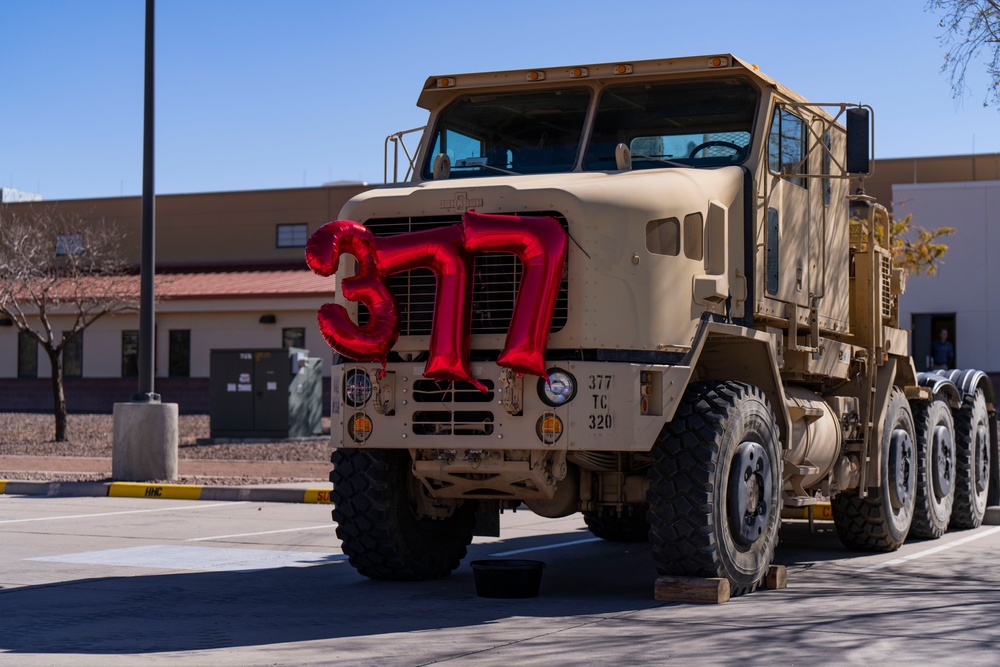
537,368,577,407
345,369,373,407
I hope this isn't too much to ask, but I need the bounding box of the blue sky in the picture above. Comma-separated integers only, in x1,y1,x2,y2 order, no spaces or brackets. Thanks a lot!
3,1,998,201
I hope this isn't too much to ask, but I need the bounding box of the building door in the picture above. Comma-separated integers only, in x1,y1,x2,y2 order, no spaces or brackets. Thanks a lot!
912,313,956,371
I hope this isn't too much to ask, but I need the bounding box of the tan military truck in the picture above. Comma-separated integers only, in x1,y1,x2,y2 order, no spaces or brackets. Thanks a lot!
309,54,998,595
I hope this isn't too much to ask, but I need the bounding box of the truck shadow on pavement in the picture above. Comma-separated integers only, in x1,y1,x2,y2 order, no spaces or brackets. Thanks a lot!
2,522,997,657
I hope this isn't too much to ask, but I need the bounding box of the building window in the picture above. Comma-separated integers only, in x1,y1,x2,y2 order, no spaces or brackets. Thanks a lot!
276,223,308,248
768,108,807,188
121,330,139,377
283,327,306,349
169,330,191,377
55,233,84,256
18,331,38,378
62,331,83,378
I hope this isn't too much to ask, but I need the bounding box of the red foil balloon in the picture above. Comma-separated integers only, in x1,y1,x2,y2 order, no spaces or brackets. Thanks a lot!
305,220,399,366
463,211,568,378
377,225,485,391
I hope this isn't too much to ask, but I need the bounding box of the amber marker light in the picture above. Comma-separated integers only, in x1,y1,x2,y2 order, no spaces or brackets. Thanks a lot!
614,64,633,75
536,413,564,445
527,70,546,81
437,77,455,88
708,57,729,68
570,67,588,78
349,413,373,443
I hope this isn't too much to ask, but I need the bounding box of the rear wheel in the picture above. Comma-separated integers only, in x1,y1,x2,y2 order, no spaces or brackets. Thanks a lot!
832,388,916,551
951,390,990,529
647,381,781,596
910,399,956,539
330,447,475,580
583,506,649,542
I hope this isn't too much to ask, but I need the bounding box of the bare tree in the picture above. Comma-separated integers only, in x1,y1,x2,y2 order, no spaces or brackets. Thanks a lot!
0,208,139,441
929,0,1000,106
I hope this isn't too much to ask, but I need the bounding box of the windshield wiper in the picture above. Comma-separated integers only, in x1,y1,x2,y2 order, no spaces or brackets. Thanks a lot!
454,157,520,175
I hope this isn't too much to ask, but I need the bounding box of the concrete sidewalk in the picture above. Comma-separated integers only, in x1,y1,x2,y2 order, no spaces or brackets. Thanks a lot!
0,455,332,504
0,455,329,479
0,479,333,504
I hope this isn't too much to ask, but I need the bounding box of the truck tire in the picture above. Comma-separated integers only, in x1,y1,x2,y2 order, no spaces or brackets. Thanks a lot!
832,388,916,551
330,447,475,580
583,506,649,542
910,399,956,539
950,389,990,529
647,381,781,596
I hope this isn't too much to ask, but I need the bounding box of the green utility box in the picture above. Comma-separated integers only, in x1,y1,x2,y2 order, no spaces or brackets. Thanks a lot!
209,348,323,439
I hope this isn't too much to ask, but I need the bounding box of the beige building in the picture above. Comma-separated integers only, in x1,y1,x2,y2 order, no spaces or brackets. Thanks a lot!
863,152,1000,375
0,184,372,412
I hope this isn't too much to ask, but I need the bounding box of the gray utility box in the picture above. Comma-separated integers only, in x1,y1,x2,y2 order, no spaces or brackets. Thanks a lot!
209,348,323,439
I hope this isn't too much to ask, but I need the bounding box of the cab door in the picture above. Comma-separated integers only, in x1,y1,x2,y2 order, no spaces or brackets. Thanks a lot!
764,107,811,309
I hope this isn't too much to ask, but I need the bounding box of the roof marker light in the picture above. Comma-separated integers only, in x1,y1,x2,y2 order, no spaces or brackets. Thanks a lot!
527,70,546,81
709,57,729,68
614,64,633,75
570,67,589,78
437,77,455,88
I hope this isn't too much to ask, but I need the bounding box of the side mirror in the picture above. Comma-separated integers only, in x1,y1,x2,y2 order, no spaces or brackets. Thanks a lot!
846,107,870,176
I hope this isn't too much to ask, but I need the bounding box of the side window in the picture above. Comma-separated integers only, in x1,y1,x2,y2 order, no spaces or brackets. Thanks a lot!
169,330,190,377
768,108,806,188
62,331,83,378
276,223,308,248
18,330,38,378
121,330,139,377
55,233,83,256
283,327,306,350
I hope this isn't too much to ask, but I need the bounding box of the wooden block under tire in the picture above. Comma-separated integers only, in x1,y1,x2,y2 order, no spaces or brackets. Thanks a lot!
764,564,787,590
654,575,730,604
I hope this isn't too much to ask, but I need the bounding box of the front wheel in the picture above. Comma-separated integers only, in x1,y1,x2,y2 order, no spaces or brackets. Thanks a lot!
647,381,781,596
330,448,475,580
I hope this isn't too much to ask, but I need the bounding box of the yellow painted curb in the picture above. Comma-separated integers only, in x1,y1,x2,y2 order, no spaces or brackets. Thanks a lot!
781,502,833,521
109,482,203,500
303,488,333,504
0,481,6,494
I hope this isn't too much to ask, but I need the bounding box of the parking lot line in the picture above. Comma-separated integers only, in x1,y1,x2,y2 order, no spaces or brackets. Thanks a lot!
490,537,602,557
186,524,333,542
0,501,246,525
858,525,1000,573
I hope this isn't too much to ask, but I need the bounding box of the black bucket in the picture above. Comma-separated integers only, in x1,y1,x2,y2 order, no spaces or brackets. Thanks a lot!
470,559,545,598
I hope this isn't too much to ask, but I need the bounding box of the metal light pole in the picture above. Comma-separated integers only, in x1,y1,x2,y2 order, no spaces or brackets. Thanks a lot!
136,0,158,402
112,0,176,482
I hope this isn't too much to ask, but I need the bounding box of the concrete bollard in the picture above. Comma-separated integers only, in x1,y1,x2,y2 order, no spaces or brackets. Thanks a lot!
112,402,179,481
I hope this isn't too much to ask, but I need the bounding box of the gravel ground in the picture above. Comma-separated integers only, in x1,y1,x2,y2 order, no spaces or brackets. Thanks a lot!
0,412,333,485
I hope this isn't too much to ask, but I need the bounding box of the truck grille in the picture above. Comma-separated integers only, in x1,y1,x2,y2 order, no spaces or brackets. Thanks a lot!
358,212,569,336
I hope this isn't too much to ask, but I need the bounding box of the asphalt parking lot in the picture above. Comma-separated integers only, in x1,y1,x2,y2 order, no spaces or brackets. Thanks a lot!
2,494,1000,666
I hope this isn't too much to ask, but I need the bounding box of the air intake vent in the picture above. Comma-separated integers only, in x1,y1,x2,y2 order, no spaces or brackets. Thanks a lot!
880,253,892,320
358,212,569,336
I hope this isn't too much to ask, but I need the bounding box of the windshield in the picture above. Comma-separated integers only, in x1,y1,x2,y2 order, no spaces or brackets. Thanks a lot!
583,77,759,170
421,88,591,179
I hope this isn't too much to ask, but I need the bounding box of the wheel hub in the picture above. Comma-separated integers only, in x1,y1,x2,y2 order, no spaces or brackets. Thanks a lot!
888,428,914,510
727,441,772,546
976,424,990,494
932,424,953,500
